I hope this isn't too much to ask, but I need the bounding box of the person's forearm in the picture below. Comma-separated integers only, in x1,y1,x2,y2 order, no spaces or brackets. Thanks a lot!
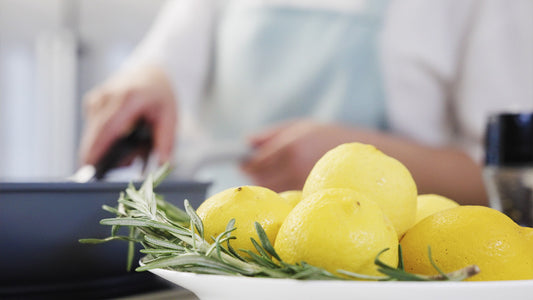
355,129,488,206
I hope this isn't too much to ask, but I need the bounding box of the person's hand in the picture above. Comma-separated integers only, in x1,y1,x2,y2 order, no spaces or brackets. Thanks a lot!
241,119,357,192
79,65,177,166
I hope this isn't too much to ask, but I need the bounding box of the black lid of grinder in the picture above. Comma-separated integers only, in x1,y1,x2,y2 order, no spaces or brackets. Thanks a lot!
484,112,533,166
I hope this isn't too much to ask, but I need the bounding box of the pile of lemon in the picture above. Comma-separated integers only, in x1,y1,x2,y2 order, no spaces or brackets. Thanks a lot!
196,143,533,281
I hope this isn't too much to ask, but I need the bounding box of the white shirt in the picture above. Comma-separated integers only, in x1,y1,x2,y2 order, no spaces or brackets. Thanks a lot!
124,0,533,191
124,0,390,192
382,0,533,163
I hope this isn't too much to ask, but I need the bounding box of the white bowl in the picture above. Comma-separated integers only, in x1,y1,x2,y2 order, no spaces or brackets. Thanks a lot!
149,268,533,300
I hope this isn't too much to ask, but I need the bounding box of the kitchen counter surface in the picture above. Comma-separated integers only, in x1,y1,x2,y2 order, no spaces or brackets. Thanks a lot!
118,288,199,300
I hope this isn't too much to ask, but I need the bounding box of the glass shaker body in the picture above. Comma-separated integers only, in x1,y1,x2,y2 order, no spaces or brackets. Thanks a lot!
484,166,533,226
483,112,533,226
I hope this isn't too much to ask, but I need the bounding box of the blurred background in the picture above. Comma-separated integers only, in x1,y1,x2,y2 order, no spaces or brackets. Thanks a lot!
0,0,166,179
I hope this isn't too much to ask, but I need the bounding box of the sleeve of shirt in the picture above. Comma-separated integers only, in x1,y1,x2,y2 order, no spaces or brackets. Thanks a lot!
122,0,217,106
380,0,478,147
451,0,533,162
381,0,533,163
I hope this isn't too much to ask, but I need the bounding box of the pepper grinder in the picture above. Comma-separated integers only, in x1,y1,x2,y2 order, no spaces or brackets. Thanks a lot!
483,112,533,226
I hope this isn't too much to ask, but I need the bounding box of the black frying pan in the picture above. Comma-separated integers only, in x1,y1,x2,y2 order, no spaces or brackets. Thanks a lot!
0,121,210,299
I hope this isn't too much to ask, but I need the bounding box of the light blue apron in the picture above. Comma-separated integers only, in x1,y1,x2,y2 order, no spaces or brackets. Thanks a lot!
198,0,390,193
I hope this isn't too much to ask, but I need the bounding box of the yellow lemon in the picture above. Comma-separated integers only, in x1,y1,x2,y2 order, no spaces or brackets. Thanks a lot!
196,186,292,253
274,188,398,277
279,190,303,208
522,226,533,249
521,226,533,255
400,205,533,281
302,142,417,237
415,194,459,224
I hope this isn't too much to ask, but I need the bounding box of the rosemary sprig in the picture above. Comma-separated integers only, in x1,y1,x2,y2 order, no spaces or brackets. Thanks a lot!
339,247,479,281
80,164,479,281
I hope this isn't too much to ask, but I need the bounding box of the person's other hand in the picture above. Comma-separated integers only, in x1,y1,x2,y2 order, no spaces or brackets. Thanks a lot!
241,119,357,192
79,65,177,166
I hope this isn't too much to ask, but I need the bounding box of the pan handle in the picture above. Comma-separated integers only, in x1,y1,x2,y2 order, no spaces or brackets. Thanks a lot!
93,119,153,180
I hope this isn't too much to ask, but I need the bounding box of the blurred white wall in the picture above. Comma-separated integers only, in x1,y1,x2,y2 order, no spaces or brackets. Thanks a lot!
0,0,165,179
77,0,166,95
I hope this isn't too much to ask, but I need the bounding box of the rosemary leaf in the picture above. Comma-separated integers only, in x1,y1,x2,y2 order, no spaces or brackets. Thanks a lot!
127,227,135,271
125,187,147,209
102,204,120,215
185,199,203,239
137,254,257,275
242,249,279,270
250,238,271,260
254,222,281,261
140,249,181,255
227,239,246,262
427,246,448,279
142,175,158,218
100,218,192,237
79,236,134,244
111,225,120,237
157,197,190,225
144,234,186,251
176,266,241,276
290,267,329,279
152,163,171,187
118,198,148,214
397,245,405,271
